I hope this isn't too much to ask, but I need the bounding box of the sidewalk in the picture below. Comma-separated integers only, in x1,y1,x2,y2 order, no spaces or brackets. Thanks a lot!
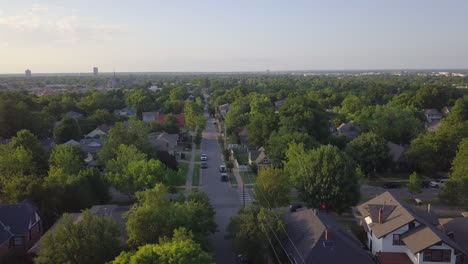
232,167,244,189
185,143,196,193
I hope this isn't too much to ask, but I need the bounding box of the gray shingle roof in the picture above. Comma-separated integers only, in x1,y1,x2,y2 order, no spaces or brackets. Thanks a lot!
0,200,39,244
283,208,374,264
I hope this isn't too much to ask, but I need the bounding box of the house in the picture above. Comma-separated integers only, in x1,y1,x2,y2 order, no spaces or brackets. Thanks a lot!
66,111,83,120
85,125,110,138
218,104,230,117
238,128,250,146
149,86,163,92
40,138,55,149
156,114,185,127
425,120,442,132
0,200,43,257
28,205,130,255
248,147,271,168
423,109,443,122
273,99,285,108
114,107,136,117
80,138,105,166
357,192,468,264
142,112,159,123
387,142,409,169
63,139,80,145
337,120,360,139
283,208,375,264
148,132,179,155
442,107,453,117
442,216,468,259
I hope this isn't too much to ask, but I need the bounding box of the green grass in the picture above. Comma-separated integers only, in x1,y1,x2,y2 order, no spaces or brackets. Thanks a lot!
195,155,201,162
192,164,201,186
168,163,188,186
183,152,191,161
229,172,237,185
241,172,257,184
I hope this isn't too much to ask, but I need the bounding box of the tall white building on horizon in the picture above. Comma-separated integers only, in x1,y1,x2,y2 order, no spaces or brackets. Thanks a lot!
25,69,31,77
93,67,98,76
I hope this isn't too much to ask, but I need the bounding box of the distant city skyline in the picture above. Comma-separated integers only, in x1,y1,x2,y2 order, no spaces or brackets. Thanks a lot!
1,0,468,73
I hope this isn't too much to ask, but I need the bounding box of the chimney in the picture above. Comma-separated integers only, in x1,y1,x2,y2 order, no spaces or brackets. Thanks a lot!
378,208,384,224
314,209,318,216
325,229,329,240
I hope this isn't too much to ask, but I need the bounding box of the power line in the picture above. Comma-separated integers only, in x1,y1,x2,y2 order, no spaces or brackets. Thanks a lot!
261,221,282,264
262,218,295,264
254,181,307,264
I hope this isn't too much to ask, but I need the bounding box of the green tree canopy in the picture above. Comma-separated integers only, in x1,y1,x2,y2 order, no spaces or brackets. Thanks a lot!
49,144,85,175
285,144,360,213
53,115,82,144
254,168,290,208
440,138,468,206
35,210,121,264
346,132,391,176
112,228,212,264
266,129,318,166
10,129,47,171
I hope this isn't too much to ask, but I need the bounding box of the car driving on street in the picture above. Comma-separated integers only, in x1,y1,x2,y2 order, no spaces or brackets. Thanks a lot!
201,154,207,161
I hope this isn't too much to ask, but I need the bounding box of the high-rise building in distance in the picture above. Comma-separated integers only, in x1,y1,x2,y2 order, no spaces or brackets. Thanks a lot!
93,67,98,76
25,69,31,77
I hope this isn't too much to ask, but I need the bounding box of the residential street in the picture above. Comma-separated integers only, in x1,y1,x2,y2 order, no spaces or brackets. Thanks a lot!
200,105,242,264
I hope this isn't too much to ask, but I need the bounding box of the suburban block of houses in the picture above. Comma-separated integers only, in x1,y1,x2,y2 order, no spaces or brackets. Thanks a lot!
358,192,468,264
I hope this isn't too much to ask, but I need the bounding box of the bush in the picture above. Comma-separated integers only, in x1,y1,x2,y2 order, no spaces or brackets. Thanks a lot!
249,163,258,174
223,149,231,161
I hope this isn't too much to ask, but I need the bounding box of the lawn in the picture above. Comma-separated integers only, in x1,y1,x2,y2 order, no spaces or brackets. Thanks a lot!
195,155,201,162
167,163,188,186
192,164,200,186
241,172,257,185
182,152,191,161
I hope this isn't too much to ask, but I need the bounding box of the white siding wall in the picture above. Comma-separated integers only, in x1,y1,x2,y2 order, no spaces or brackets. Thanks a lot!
419,243,456,264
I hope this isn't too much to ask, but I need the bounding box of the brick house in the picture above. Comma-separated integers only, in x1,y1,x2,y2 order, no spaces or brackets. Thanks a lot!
0,200,43,257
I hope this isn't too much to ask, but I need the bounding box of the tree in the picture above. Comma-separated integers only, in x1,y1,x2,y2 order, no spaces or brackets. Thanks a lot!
337,95,366,119
414,85,450,109
169,87,188,101
246,112,278,148
34,210,121,264
0,145,40,203
441,138,468,206
10,129,47,171
360,103,423,144
126,184,216,248
266,130,318,166
254,168,290,208
112,228,213,264
346,132,391,176
227,206,286,264
53,115,82,144
49,144,85,175
408,172,421,195
225,99,250,136
126,88,156,115
284,144,360,213
164,114,181,134
278,96,330,142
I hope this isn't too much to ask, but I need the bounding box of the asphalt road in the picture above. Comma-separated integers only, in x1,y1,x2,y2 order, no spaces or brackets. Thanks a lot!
201,115,242,264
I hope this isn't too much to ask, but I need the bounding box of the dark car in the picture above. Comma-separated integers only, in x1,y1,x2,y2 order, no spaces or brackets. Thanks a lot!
382,182,401,189
289,204,303,212
201,162,207,169
420,180,430,188
221,173,229,182
237,255,248,264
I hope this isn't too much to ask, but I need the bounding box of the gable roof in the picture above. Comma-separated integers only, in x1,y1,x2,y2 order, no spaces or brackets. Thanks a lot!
387,142,407,162
148,132,179,152
283,208,374,264
66,111,83,119
274,99,285,108
358,192,467,255
423,109,442,116
85,126,109,138
0,200,39,244
443,217,468,254
337,121,360,139
156,114,185,127
357,192,438,239
79,138,105,153
64,139,80,145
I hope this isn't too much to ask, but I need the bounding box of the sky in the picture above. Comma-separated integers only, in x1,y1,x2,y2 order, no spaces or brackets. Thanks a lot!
1,0,468,73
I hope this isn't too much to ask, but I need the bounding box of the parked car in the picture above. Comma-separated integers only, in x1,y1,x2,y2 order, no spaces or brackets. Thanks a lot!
201,162,207,169
221,173,228,182
289,204,303,212
382,182,401,189
200,154,207,161
237,255,248,264
219,165,227,173
420,180,430,188
430,179,448,188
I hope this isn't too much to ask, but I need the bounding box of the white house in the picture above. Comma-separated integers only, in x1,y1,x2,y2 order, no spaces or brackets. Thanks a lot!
423,109,443,122
358,192,467,264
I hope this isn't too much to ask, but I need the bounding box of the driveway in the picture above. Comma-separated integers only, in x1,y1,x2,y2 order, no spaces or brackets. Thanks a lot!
200,104,242,263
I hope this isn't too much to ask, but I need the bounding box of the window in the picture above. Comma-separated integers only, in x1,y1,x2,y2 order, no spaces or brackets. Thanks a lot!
392,234,404,245
408,222,415,230
14,237,24,247
423,249,451,262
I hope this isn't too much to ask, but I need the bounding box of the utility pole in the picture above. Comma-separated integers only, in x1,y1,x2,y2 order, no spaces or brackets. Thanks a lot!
224,120,227,149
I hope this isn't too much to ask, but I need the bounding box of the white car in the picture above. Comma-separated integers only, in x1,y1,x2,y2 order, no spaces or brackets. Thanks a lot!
430,179,448,188
200,154,207,161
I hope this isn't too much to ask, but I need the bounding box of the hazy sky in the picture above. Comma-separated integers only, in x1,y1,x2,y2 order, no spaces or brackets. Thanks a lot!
1,0,468,73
